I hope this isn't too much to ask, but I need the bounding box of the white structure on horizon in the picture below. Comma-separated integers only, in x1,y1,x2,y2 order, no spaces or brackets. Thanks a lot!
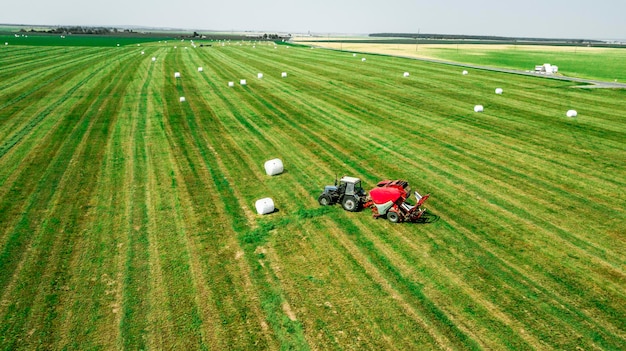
535,63,559,74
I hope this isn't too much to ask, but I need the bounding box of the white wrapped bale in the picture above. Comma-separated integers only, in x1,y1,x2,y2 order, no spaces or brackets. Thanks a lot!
495,88,503,94
174,72,181,78
179,97,186,102
361,58,366,62
403,72,410,77
255,198,275,215
566,110,578,117
474,105,484,112
353,53,356,57
462,70,468,75
141,51,145,55
152,57,156,62
240,79,247,85
228,81,235,87
257,73,263,79
198,67,203,72
264,158,284,176
281,72,287,78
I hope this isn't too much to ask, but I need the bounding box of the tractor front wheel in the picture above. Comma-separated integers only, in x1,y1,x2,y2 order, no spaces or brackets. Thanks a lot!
341,196,359,212
387,211,400,223
318,194,331,206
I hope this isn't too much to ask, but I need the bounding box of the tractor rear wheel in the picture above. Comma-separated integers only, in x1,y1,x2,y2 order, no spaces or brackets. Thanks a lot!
341,196,358,212
318,194,331,206
387,211,400,223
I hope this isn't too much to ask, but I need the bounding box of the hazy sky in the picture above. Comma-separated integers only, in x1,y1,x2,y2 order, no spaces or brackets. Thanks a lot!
2,0,625,39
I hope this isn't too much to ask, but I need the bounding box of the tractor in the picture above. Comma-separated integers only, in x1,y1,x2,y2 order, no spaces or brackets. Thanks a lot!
317,176,368,212
364,180,430,223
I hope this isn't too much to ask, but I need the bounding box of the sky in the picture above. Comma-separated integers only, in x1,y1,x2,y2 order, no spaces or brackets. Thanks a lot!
2,0,625,40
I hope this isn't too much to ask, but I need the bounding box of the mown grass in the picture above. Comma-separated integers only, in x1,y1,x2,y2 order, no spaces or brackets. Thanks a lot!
0,40,624,350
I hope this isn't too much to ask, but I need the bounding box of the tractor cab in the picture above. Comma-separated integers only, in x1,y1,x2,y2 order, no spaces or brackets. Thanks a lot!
339,176,365,197
318,176,367,212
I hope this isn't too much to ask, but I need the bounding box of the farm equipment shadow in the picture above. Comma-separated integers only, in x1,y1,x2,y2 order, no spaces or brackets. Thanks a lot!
414,211,440,224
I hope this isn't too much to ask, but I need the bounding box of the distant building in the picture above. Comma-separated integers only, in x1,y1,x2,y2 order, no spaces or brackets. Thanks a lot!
535,63,559,74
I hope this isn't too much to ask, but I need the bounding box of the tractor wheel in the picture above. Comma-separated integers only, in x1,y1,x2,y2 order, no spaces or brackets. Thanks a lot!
318,194,331,206
387,211,400,223
341,196,359,212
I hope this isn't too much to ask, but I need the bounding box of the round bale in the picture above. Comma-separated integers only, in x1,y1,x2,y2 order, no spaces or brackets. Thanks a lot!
240,79,247,85
495,88,503,94
403,72,410,77
255,198,275,215
474,105,484,113
462,70,468,75
264,158,284,176
179,97,186,102
566,110,578,117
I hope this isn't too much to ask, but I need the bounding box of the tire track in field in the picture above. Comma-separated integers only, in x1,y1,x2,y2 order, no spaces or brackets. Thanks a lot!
0,50,142,349
0,50,140,251
0,52,136,296
360,219,545,349
180,49,324,349
162,49,281,349
0,46,69,76
0,49,138,159
0,47,101,93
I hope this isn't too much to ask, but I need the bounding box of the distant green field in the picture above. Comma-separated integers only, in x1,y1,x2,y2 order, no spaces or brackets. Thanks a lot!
417,45,626,82
0,39,625,350
0,33,170,47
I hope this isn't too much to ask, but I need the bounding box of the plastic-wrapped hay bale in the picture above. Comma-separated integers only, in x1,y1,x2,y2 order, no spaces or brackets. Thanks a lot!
141,51,145,55
152,57,156,62
495,88,503,94
198,67,203,72
566,110,578,117
362,58,366,62
474,105,484,112
257,73,263,79
255,198,275,215
264,158,284,176
174,72,181,78
228,81,235,87
403,72,410,77
240,79,247,85
462,70,468,75
281,72,287,78
179,97,186,102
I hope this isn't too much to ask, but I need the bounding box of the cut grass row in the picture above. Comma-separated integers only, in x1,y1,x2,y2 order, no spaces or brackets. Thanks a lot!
0,43,624,349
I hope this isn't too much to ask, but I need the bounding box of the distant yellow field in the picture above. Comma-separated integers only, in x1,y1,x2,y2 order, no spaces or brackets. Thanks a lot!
294,37,612,61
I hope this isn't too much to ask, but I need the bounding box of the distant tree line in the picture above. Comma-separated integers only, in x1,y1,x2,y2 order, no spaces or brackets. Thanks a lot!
20,27,124,35
370,33,604,44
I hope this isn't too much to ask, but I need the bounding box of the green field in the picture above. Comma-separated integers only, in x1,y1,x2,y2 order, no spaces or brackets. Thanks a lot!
1,40,625,350
414,45,626,82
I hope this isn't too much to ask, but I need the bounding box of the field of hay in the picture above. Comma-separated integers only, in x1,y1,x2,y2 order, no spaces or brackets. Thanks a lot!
0,37,625,350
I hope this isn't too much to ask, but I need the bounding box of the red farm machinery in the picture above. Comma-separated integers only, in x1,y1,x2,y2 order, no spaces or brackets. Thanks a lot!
318,177,430,223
